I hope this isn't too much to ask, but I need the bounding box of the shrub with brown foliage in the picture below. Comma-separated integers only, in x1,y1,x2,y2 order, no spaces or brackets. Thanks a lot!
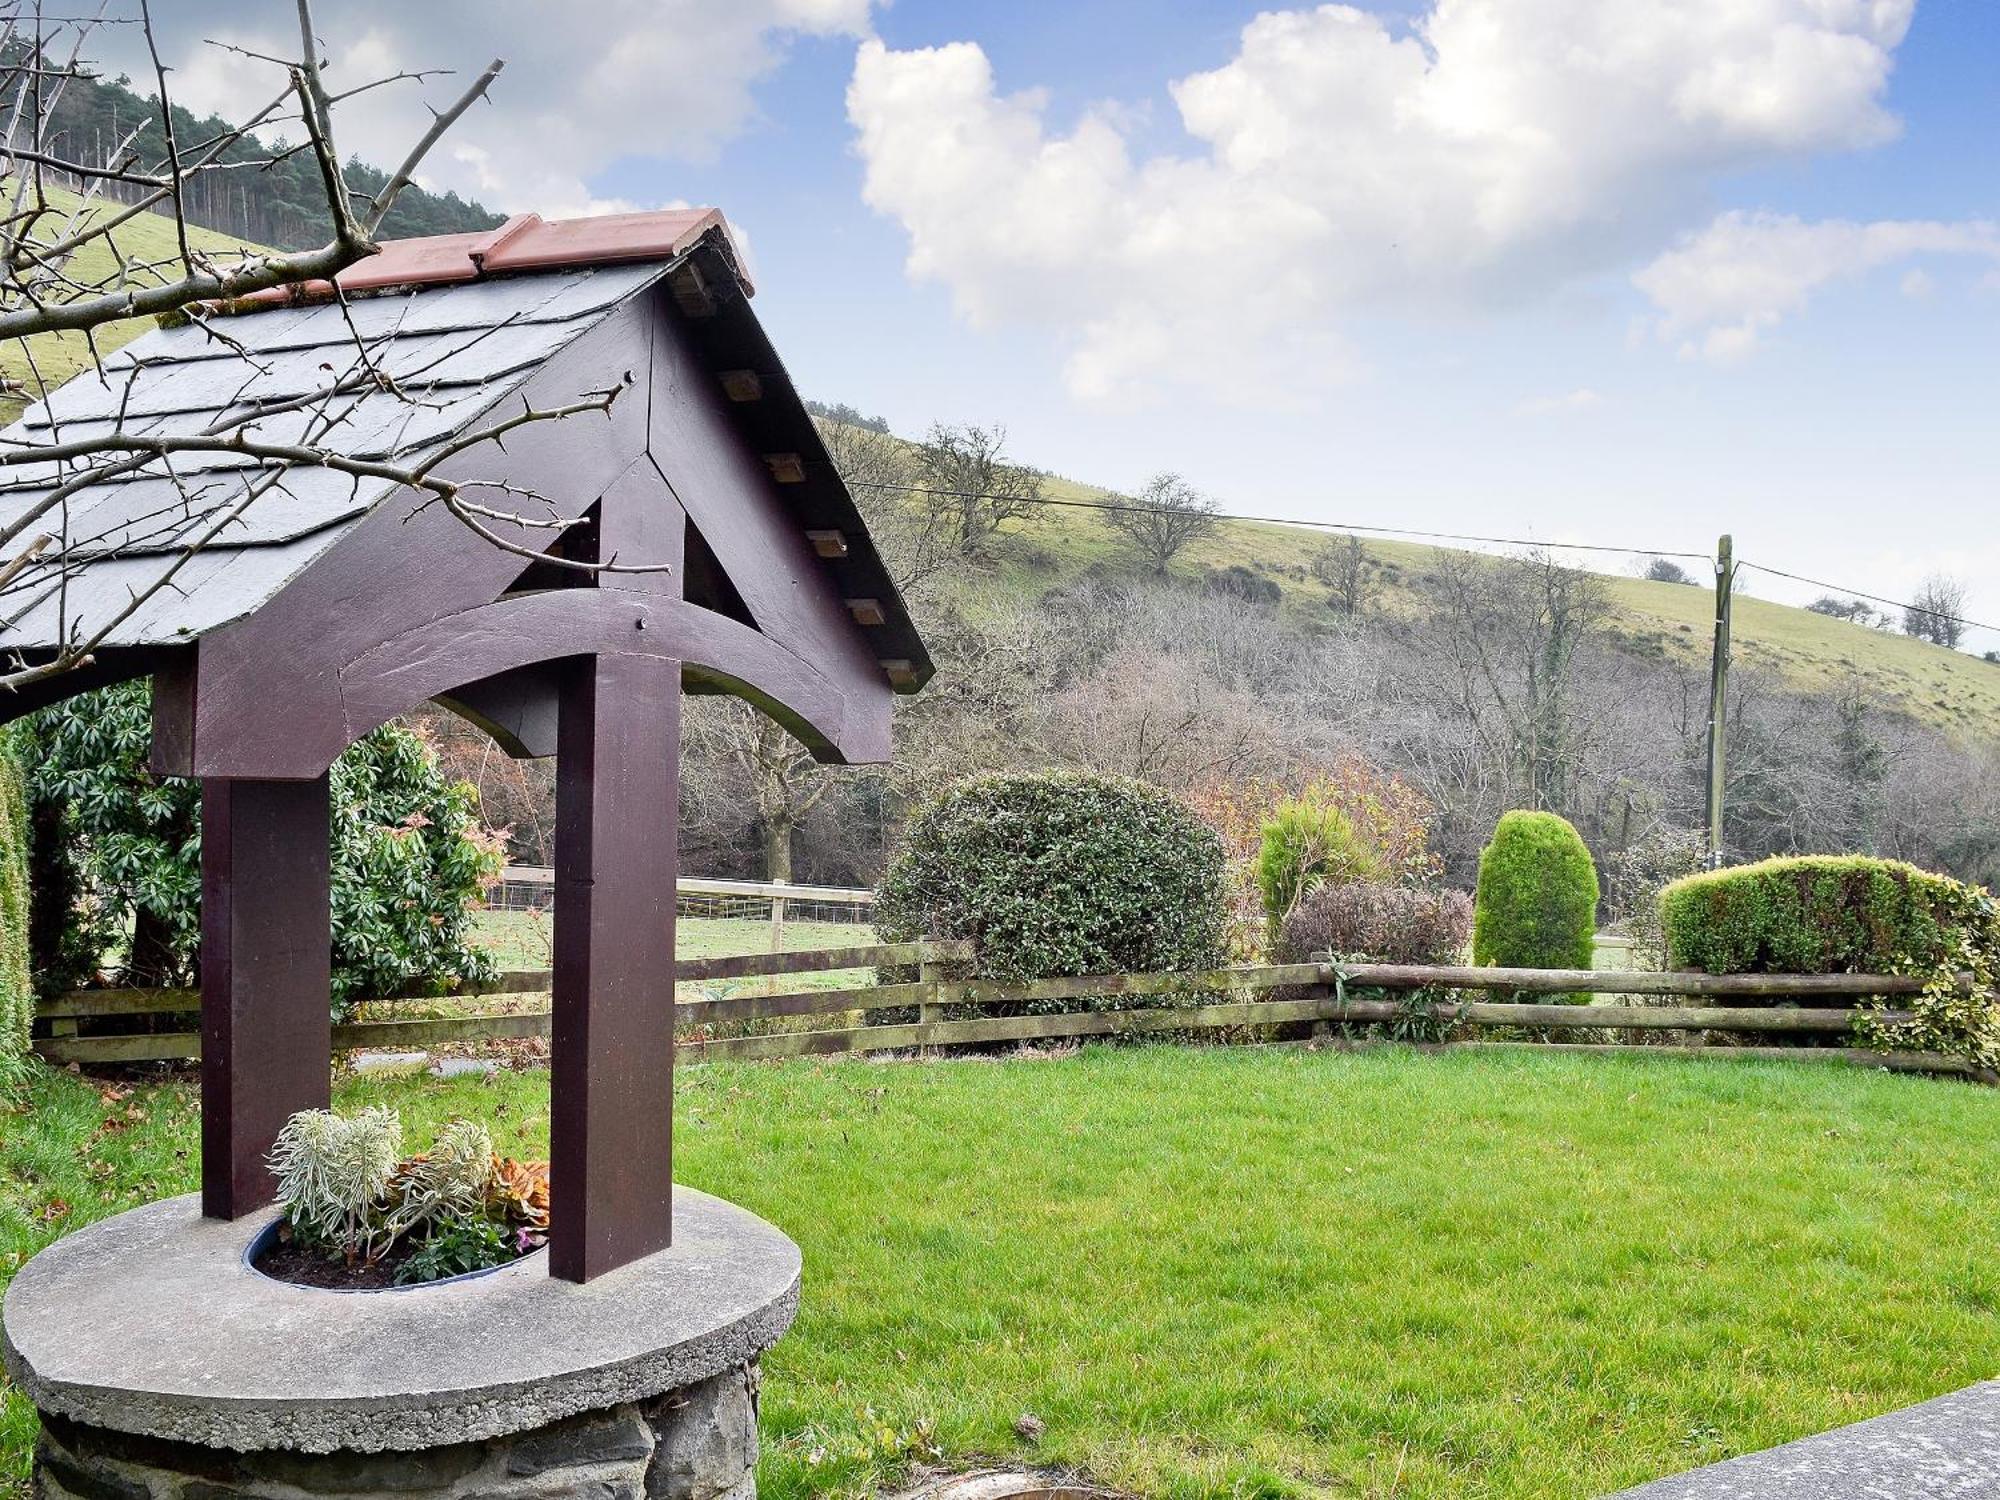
1275,882,1473,966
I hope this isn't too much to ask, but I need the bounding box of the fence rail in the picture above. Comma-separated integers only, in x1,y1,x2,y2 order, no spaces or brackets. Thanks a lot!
32,950,1981,1081
482,869,877,929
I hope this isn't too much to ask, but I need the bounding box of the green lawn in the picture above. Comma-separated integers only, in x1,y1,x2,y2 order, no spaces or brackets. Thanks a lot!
5,1046,1998,1498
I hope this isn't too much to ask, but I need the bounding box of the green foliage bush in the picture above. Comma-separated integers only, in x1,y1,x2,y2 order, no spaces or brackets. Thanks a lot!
1255,798,1386,934
875,770,1228,993
23,679,502,1009
1661,855,2000,1065
1661,855,1982,975
1472,811,1599,981
0,730,34,1073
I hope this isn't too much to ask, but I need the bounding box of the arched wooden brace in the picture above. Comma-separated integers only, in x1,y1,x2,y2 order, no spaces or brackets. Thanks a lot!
306,590,881,777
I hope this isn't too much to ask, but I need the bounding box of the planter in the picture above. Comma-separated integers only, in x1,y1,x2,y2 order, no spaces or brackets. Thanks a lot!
4,1190,799,1499
244,1218,545,1292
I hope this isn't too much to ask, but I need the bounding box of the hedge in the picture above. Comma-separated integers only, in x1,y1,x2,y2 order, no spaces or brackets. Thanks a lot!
875,770,1229,994
1661,854,1991,975
0,730,32,1072
23,679,504,1011
1661,855,2000,1066
1276,882,1471,966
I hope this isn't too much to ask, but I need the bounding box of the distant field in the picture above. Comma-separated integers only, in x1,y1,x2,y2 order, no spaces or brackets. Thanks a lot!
0,187,267,424
973,463,2000,739
469,910,875,970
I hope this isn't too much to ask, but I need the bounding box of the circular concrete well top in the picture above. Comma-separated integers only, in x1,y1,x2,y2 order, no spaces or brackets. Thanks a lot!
2,1189,799,1454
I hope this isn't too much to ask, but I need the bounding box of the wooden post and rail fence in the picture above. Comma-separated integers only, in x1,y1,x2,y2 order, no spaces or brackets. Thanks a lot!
32,945,1987,1083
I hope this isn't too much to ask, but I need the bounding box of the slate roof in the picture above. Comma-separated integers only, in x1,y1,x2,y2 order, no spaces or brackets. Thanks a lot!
0,210,931,689
0,263,665,649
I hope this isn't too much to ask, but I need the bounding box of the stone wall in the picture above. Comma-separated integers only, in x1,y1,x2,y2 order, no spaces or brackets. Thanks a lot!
34,1363,761,1500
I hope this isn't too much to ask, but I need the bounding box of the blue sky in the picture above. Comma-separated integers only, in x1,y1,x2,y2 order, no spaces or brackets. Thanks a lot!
153,2,2000,646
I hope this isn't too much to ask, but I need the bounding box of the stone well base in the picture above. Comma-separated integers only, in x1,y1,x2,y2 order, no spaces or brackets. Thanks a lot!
35,1364,761,1500
4,1191,800,1500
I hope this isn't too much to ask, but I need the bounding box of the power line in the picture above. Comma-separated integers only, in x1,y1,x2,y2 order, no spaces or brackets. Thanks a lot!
845,479,1713,562
1737,561,1998,639
846,478,1995,641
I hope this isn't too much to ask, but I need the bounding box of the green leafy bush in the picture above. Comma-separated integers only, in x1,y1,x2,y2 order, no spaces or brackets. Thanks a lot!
23,678,502,1009
0,731,33,1074
1472,812,1599,981
1661,855,1981,975
1255,797,1387,935
875,770,1228,991
1661,855,2000,1066
394,1214,516,1285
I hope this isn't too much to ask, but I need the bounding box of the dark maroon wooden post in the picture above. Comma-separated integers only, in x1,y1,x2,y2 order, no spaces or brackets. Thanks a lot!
550,652,681,1281
200,776,333,1219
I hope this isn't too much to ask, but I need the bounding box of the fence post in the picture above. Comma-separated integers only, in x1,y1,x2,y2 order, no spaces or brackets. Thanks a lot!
918,946,944,1058
763,882,789,997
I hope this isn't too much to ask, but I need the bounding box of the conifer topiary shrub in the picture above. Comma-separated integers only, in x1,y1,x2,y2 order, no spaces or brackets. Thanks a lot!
875,770,1228,996
1472,811,1599,987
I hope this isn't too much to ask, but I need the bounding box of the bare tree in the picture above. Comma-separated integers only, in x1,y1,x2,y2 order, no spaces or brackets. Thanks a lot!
0,3,649,693
1404,547,1612,816
1101,471,1218,577
1903,573,1969,649
1638,556,1695,586
1312,533,1372,615
682,698,846,883
912,422,1042,555
814,413,962,605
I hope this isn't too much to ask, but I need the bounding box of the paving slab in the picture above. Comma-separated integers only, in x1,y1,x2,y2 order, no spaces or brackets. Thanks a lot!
1608,1380,2000,1498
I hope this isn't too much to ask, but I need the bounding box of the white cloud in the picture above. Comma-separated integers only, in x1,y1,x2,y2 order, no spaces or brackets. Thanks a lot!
112,1,875,217
1633,212,2000,361
847,0,1916,402
1516,388,1605,417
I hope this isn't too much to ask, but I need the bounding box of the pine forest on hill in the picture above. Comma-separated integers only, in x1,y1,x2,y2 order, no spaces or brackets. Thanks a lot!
16,40,504,249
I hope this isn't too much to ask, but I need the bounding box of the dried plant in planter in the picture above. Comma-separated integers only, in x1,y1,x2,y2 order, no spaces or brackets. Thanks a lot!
489,1155,551,1234
265,1109,547,1288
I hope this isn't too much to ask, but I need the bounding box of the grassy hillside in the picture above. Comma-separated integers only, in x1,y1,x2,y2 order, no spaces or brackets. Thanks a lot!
0,190,270,424
968,463,2000,740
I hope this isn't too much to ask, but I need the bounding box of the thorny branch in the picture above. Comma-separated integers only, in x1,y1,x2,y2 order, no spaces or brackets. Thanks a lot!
0,1,652,693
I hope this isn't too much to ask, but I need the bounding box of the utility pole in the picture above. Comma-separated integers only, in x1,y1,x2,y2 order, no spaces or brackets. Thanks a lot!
1703,534,1735,869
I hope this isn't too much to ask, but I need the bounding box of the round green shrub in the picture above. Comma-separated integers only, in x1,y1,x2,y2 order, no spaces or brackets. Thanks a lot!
1660,855,1988,975
1254,798,1386,933
875,770,1228,988
1471,811,1599,979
